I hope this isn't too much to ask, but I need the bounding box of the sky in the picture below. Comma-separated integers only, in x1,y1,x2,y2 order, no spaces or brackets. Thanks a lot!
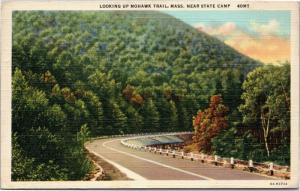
164,11,290,64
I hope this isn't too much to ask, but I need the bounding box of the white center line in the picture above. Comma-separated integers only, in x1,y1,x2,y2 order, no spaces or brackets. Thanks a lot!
102,139,215,180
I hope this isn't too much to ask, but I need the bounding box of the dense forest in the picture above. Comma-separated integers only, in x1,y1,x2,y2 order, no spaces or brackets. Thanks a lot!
192,64,290,166
12,11,289,181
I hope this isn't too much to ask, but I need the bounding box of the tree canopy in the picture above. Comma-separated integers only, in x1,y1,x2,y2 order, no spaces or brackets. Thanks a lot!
210,64,290,165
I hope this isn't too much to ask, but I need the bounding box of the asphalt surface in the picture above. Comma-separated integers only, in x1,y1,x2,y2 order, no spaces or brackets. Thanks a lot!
85,138,277,180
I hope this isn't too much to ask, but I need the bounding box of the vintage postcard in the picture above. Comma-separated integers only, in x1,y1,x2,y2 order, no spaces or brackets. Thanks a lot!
1,0,299,189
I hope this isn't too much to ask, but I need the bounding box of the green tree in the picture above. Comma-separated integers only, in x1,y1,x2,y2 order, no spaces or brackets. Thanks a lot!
12,68,49,133
112,103,128,134
239,64,290,157
176,102,190,131
142,99,160,132
169,100,178,131
123,105,143,133
12,134,68,181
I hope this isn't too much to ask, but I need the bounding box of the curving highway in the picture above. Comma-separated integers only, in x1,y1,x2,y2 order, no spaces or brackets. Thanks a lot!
85,135,278,180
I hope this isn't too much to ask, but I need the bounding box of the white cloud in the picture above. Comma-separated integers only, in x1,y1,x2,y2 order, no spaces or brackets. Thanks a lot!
194,22,236,37
250,19,280,35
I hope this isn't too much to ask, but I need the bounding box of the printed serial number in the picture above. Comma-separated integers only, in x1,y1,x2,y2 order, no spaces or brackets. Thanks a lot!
237,4,250,8
270,182,288,186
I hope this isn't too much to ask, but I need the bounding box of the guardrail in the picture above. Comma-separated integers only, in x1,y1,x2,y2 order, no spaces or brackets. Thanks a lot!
88,131,192,141
120,131,192,145
120,133,290,180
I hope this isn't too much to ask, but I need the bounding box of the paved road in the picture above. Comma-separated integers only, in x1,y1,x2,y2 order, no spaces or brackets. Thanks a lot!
85,137,277,180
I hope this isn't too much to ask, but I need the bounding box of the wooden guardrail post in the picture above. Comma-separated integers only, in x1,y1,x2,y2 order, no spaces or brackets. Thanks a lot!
172,150,176,158
269,162,274,176
200,153,204,163
159,148,162,155
190,153,194,161
166,150,169,156
181,151,184,159
230,157,234,169
249,160,254,172
214,155,218,166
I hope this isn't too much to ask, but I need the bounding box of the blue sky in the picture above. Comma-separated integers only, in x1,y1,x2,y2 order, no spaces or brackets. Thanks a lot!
164,11,290,37
163,10,291,64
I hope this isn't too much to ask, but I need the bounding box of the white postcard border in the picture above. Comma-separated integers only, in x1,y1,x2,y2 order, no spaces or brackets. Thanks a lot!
1,0,299,188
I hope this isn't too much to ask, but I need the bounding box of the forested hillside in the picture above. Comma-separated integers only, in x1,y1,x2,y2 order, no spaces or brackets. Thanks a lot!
192,63,290,166
12,11,261,180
